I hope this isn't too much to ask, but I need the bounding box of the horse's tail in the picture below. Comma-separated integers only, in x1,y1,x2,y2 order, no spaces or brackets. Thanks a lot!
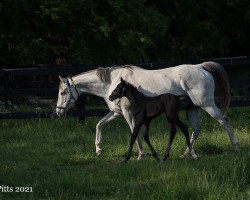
201,62,230,117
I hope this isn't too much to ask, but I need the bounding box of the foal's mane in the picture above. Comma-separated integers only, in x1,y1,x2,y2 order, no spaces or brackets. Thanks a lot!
124,81,144,97
97,65,134,84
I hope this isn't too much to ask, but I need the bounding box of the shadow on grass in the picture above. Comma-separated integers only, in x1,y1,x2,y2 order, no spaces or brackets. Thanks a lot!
198,143,225,155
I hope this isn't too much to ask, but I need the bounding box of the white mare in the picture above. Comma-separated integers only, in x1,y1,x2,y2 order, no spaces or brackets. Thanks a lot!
56,62,239,159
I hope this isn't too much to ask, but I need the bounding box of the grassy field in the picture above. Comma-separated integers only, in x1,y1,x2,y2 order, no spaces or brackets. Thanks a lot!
0,107,249,200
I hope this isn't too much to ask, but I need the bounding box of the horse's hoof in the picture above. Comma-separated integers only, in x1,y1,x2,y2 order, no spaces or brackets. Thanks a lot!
189,150,198,160
179,154,186,159
192,154,198,160
96,149,103,157
137,153,146,161
234,145,240,153
180,151,189,158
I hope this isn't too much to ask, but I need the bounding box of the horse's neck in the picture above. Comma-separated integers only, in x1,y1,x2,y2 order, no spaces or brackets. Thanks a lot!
72,71,108,98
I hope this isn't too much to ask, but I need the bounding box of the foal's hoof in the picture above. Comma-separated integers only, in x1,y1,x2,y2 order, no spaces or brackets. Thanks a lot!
122,157,129,163
96,149,103,157
162,155,169,161
155,156,160,162
152,154,160,162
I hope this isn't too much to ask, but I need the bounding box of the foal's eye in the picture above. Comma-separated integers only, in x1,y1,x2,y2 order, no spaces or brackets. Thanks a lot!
61,92,66,96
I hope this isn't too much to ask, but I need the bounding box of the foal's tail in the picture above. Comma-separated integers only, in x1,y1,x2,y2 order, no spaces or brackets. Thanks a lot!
201,62,230,117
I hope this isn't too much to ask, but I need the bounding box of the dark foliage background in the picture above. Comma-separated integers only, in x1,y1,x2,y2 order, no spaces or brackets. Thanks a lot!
0,0,249,65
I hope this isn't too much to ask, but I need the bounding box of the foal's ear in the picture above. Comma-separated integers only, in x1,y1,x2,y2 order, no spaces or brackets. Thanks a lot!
120,77,125,83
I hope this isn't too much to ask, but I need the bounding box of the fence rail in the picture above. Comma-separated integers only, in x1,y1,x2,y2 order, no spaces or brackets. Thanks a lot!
0,88,57,96
1,56,250,76
0,56,250,120
0,109,110,120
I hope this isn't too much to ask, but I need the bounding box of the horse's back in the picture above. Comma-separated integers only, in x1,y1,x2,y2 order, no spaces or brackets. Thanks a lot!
128,64,206,96
113,62,217,109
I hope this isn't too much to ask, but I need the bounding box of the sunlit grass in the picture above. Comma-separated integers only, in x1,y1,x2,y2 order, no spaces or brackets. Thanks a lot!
0,107,249,199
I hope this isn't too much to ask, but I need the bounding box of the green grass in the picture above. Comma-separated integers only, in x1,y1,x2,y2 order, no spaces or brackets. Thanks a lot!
0,107,250,200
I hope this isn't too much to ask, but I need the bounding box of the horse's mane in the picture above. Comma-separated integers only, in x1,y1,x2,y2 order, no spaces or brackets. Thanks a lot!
96,65,134,84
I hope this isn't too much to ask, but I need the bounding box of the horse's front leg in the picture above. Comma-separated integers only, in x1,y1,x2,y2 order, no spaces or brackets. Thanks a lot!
124,124,141,163
122,109,146,160
95,111,120,156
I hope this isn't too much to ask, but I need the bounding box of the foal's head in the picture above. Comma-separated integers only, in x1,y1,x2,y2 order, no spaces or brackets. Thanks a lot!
109,77,127,101
109,77,138,101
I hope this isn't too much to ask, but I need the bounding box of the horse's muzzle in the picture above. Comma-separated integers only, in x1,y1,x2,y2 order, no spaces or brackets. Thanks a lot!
56,108,66,118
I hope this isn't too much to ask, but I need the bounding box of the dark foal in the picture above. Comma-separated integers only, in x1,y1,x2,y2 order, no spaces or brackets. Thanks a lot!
109,78,197,163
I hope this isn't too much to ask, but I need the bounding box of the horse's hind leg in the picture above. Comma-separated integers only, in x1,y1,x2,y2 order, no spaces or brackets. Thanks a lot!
142,123,159,161
176,118,197,159
182,107,201,157
203,103,240,151
163,123,176,161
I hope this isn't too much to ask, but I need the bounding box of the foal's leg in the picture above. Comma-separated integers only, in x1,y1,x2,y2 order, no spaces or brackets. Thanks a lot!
142,122,159,161
122,108,146,160
123,124,141,163
163,122,176,161
202,103,240,151
95,111,120,156
175,117,197,159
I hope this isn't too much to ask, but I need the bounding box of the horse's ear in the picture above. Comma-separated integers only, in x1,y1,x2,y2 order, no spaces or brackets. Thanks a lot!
59,76,64,82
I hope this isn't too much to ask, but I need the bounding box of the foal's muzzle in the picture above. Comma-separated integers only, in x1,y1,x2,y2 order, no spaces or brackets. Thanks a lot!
109,95,117,101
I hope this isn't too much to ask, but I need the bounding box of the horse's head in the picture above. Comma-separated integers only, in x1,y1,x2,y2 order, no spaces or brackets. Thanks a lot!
109,77,127,101
56,76,79,117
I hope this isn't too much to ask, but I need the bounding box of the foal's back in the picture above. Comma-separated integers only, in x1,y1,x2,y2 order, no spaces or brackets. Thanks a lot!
143,93,183,119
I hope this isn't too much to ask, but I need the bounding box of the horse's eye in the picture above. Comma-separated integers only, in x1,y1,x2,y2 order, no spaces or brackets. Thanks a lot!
61,92,66,96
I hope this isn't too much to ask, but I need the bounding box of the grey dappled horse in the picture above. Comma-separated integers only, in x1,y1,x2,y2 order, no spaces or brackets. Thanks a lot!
56,62,239,159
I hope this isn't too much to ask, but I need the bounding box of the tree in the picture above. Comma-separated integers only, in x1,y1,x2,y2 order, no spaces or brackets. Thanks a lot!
0,0,167,64
0,0,249,64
